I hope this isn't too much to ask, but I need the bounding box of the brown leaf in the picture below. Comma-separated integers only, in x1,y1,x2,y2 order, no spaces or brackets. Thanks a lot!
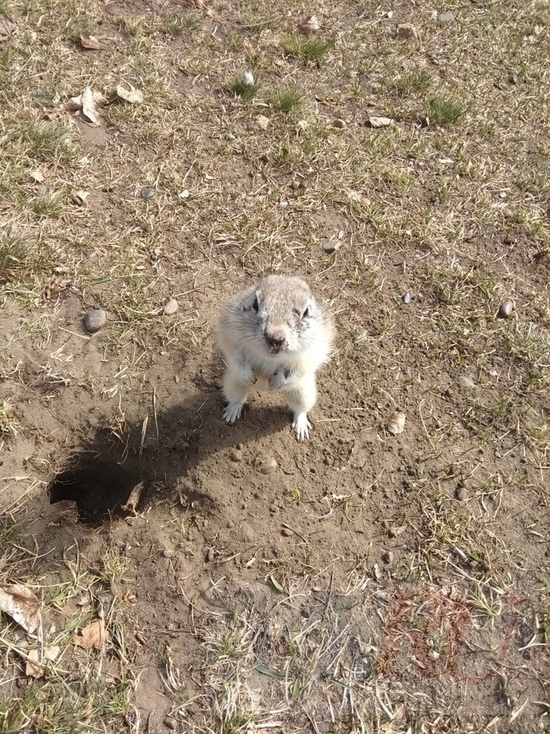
0,584,41,635
25,648,43,678
74,619,107,650
24,645,61,678
298,15,320,36
80,86,101,125
67,86,105,126
80,34,101,50
122,481,144,512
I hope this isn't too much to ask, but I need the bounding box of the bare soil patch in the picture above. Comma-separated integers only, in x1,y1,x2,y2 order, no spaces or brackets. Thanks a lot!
1,0,549,732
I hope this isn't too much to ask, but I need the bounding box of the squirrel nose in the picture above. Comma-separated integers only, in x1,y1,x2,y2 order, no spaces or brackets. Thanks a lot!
265,331,286,348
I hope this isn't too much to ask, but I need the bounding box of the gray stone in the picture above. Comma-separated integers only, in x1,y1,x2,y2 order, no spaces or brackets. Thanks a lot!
438,11,455,22
498,299,515,319
83,309,106,333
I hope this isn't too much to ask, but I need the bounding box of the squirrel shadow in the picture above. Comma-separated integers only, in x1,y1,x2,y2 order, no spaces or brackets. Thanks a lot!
48,356,298,523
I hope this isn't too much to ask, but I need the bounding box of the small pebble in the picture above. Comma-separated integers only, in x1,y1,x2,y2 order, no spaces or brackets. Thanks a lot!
389,525,406,538
456,375,476,389
333,118,347,129
83,309,106,334
387,410,406,436
438,11,455,22
455,485,467,501
498,299,515,319
255,455,278,474
402,291,412,304
281,527,292,537
322,230,345,253
163,298,179,315
507,72,518,85
206,548,215,562
163,549,174,558
229,449,242,463
140,187,156,200
164,717,177,730
382,551,394,565
70,191,89,206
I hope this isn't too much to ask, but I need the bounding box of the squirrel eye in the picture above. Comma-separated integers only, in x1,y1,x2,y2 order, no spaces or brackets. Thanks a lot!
252,296,259,312
302,307,310,319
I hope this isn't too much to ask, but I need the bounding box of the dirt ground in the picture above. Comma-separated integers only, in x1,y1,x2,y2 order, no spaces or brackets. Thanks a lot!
0,0,549,732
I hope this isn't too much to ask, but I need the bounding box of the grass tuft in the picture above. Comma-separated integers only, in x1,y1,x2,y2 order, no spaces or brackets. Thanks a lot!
27,193,64,218
20,121,73,162
267,85,303,113
159,11,202,36
428,95,467,125
281,35,334,61
226,75,258,101
391,68,433,95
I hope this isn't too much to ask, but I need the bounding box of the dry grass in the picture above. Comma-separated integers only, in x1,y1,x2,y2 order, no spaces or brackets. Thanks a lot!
0,0,549,731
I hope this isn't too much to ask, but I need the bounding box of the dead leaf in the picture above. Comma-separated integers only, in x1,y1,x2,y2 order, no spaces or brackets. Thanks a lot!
298,15,320,36
29,169,44,184
74,619,108,650
0,584,41,635
122,481,144,512
25,648,43,678
80,34,101,50
24,645,61,678
366,116,394,128
67,86,105,126
0,13,17,40
387,410,406,435
256,114,270,131
80,86,101,125
116,82,143,104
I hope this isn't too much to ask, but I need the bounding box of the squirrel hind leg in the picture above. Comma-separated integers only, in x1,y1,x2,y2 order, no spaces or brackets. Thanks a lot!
278,373,317,440
221,365,253,424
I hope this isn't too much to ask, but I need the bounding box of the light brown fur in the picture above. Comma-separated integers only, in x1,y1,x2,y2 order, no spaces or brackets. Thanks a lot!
216,275,335,439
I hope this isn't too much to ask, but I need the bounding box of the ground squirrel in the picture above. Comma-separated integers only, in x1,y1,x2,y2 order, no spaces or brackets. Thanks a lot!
216,275,335,440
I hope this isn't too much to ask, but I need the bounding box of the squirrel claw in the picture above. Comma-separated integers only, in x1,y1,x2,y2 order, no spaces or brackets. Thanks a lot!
223,402,243,424
292,412,311,440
